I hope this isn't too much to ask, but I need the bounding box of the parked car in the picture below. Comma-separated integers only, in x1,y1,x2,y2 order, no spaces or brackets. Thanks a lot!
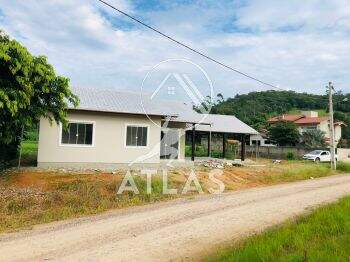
302,150,337,162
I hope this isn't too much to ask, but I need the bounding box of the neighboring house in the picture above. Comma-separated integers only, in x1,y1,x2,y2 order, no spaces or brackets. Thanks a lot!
37,88,258,169
249,130,276,147
268,111,345,145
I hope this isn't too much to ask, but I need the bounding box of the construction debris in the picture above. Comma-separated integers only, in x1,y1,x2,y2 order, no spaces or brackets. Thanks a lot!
272,160,282,164
197,159,245,168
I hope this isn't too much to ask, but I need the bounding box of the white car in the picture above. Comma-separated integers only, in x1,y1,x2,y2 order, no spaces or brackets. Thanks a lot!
302,150,338,162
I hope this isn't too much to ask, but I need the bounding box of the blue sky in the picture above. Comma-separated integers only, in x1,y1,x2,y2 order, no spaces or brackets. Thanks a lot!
1,0,350,99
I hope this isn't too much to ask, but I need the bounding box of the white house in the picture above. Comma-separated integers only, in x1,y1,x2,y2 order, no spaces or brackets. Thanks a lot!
37,88,258,169
249,133,275,147
268,111,345,145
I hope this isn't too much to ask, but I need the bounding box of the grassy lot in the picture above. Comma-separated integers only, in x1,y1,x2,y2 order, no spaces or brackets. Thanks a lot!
205,196,350,262
16,140,38,167
21,140,38,156
0,172,177,233
0,160,348,233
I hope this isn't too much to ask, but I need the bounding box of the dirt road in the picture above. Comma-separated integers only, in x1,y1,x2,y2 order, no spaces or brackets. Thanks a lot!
1,174,350,261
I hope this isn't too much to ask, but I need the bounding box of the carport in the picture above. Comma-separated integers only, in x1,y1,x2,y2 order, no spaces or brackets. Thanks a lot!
186,114,258,161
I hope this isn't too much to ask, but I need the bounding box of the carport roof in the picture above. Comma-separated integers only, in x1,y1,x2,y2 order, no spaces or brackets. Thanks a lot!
195,114,259,135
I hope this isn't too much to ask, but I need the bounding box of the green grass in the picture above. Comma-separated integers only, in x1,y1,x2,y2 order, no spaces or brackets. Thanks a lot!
260,162,333,184
184,145,238,160
21,140,38,156
205,196,350,262
337,161,350,172
19,140,38,166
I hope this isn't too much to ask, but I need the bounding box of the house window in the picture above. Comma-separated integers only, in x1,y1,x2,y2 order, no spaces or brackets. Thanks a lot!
61,122,93,145
126,125,148,147
302,125,317,133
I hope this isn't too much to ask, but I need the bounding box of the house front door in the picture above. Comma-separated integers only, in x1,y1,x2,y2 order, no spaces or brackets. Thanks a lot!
160,129,179,159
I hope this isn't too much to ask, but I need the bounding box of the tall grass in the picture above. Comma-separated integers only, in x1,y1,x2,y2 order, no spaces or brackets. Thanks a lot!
205,196,350,261
0,174,176,233
259,162,333,184
337,161,350,172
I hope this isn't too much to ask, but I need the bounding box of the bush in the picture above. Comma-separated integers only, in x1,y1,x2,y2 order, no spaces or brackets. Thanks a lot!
24,128,38,141
286,151,295,160
0,140,19,171
185,145,208,157
337,162,350,172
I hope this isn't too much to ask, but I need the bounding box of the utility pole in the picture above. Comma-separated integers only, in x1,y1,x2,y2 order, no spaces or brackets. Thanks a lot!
328,82,336,170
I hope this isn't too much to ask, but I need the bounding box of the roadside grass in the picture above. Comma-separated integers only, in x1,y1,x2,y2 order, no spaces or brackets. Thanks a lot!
337,161,350,172
259,162,332,184
205,196,350,262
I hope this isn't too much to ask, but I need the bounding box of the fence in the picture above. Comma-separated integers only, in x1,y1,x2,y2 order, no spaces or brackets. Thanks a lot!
198,136,350,161
338,148,350,161
246,145,327,160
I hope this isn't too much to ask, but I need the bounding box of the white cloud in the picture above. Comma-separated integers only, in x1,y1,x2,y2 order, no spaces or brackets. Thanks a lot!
0,0,349,98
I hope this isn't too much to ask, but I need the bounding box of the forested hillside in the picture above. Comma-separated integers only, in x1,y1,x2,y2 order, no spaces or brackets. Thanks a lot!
210,90,350,139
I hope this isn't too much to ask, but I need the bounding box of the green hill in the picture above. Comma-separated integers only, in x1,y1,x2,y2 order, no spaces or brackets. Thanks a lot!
210,90,350,140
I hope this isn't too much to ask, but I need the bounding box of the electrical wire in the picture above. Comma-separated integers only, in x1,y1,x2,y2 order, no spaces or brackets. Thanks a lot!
96,0,284,90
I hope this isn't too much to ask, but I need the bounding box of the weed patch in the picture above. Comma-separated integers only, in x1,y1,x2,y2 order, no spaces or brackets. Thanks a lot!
205,196,350,261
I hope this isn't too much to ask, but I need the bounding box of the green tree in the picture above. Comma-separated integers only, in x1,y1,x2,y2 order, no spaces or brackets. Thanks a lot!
268,121,300,146
216,93,224,103
0,31,78,162
210,90,346,129
301,129,326,148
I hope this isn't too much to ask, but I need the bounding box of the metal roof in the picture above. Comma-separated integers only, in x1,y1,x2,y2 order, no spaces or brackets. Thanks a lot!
70,87,258,134
195,114,259,135
69,87,175,116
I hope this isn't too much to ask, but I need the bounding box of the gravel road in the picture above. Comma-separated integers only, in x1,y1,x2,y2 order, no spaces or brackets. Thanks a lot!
1,174,350,262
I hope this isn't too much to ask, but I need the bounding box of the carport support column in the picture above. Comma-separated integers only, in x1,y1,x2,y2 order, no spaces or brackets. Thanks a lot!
222,133,226,159
207,132,211,157
241,134,246,161
191,124,195,161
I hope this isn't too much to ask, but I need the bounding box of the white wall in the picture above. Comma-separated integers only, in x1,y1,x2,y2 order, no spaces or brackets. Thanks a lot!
37,110,163,168
299,121,342,145
249,134,275,147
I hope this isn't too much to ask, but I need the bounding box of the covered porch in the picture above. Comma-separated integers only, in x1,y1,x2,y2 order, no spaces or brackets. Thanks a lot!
183,114,258,162
185,129,249,161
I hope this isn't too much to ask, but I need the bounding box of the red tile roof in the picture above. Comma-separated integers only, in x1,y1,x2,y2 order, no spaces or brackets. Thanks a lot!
294,117,329,125
268,114,304,123
268,113,346,126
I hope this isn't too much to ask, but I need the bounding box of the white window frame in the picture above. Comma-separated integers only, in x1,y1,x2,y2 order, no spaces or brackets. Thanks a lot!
124,123,150,148
59,120,96,147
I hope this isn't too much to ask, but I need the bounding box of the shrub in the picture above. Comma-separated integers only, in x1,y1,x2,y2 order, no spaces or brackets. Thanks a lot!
337,162,350,172
286,151,295,160
0,140,20,171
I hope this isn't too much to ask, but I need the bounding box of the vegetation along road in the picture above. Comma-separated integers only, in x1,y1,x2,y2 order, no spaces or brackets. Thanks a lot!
0,174,349,261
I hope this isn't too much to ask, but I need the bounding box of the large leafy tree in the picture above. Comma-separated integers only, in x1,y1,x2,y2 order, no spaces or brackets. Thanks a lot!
268,121,300,146
301,129,326,148
0,31,78,160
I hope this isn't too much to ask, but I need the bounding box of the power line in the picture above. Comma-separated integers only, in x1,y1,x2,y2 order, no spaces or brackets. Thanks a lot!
96,0,283,90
